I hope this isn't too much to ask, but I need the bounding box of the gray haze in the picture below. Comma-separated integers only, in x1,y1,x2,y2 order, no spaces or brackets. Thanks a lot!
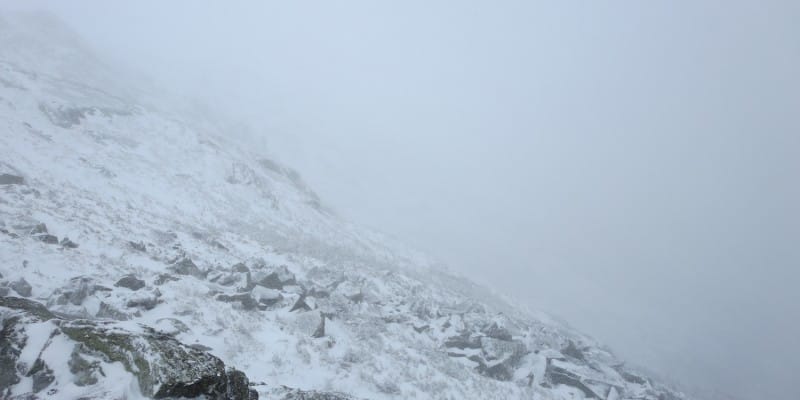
4,1,799,399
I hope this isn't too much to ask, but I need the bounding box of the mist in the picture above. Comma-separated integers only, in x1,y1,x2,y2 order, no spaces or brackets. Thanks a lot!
4,1,798,399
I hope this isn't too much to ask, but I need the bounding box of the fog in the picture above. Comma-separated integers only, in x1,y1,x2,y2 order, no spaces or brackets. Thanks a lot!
4,1,798,399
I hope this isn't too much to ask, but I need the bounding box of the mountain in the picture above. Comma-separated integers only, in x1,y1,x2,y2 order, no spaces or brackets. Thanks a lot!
0,12,689,400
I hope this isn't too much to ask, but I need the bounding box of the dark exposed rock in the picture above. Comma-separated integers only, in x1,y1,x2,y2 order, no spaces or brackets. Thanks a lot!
562,340,587,362
482,322,512,341
290,295,312,312
169,258,206,279
216,293,258,311
271,387,357,400
154,273,179,285
29,223,48,235
126,291,162,310
0,298,257,399
129,241,147,252
0,287,8,297
253,265,296,289
27,358,55,392
444,332,482,350
189,344,213,352
232,262,250,273
544,362,600,398
96,302,131,320
36,234,59,244
0,296,55,320
59,237,79,248
10,278,32,297
53,276,95,306
346,292,364,303
69,346,101,386
115,275,146,291
312,314,326,338
413,325,429,334
0,173,25,185
476,337,527,381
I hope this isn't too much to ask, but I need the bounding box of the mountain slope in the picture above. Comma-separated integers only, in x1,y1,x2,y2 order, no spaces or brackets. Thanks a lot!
0,12,688,400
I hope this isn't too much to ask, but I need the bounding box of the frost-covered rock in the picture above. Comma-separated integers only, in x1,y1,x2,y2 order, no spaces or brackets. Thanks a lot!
0,296,257,399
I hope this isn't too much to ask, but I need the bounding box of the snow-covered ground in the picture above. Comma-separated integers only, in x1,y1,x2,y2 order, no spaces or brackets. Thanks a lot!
0,12,688,400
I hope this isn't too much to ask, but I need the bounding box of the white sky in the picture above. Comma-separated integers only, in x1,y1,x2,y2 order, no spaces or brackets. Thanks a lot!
3,1,799,399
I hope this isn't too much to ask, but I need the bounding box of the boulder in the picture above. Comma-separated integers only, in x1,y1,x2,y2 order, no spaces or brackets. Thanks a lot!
543,362,600,398
252,286,283,308
169,258,206,279
10,278,32,297
0,297,258,399
482,322,513,341
476,337,527,381
126,290,162,310
231,262,250,273
216,293,258,311
36,234,59,244
96,302,132,321
0,173,25,185
312,314,326,338
53,276,95,306
562,340,587,362
59,237,79,249
115,274,146,291
253,265,296,289
444,332,482,350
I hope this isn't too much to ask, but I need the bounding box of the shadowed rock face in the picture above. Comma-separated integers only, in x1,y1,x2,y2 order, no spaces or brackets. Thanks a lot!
0,297,258,400
0,173,24,185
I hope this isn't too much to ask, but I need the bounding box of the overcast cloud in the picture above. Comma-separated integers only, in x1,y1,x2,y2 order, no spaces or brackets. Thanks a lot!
3,1,799,399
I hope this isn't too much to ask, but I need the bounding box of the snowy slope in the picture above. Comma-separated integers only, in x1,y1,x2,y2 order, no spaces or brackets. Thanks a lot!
0,12,689,400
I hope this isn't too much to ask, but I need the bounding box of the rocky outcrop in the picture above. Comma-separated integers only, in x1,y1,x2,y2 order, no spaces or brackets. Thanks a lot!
169,258,206,279
0,173,24,185
0,296,258,399
115,274,146,291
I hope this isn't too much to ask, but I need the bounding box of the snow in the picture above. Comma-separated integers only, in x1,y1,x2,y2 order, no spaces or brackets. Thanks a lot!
0,12,690,400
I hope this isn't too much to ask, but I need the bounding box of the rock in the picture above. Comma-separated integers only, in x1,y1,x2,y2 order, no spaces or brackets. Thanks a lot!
126,290,162,310
252,286,283,308
53,276,97,306
312,314,326,338
169,258,206,279
346,292,365,303
36,234,59,244
0,173,25,185
59,237,79,248
444,332,482,350
115,275,146,291
0,287,8,297
543,362,600,398
253,265,296,289
29,360,55,393
290,295,312,312
412,325,429,334
231,262,250,273
1,297,257,399
216,293,258,311
482,322,513,341
29,223,48,235
155,273,179,285
96,302,131,321
129,240,147,252
270,387,356,400
68,347,101,386
10,278,32,297
562,340,586,362
476,337,527,381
